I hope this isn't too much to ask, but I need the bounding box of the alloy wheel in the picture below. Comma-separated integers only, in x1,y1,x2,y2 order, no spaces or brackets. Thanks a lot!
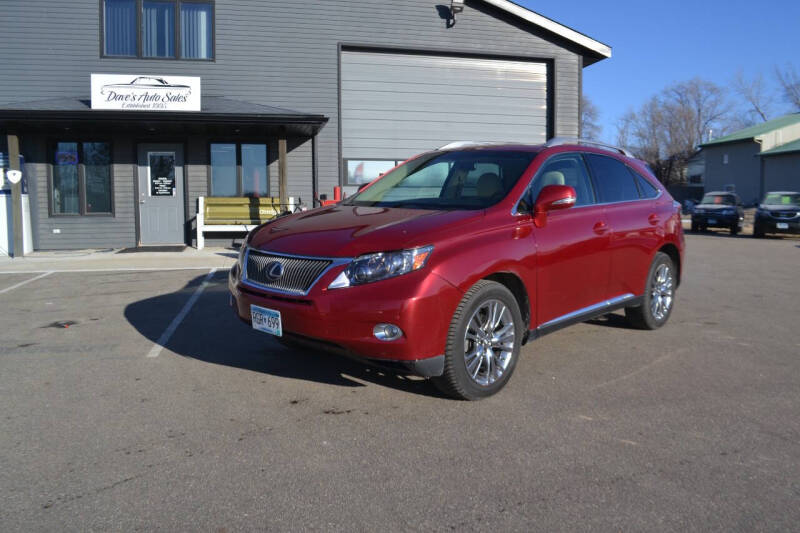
650,263,675,321
463,299,516,386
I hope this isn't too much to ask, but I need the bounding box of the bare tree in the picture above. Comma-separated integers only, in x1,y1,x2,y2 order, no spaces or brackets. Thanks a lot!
580,94,602,140
732,70,772,122
775,64,800,111
617,78,731,185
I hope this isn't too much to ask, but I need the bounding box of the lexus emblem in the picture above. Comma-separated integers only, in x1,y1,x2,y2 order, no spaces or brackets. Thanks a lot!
265,261,284,281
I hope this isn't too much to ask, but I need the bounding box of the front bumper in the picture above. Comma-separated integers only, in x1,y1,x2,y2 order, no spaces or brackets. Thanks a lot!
754,216,800,234
228,262,463,376
691,212,740,228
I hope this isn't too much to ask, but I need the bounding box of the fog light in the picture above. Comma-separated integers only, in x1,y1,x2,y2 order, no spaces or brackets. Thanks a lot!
373,323,403,341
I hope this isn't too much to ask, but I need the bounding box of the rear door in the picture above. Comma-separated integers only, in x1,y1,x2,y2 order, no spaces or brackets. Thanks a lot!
529,153,611,326
584,153,660,299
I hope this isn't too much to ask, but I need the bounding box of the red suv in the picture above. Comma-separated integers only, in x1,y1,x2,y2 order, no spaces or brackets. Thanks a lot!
229,140,684,400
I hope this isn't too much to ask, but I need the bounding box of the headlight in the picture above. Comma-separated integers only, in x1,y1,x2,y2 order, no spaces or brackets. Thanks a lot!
238,244,247,266
328,246,433,288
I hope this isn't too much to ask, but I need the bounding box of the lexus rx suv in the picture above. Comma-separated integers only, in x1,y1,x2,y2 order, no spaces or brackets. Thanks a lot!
229,141,685,400
753,191,800,237
690,192,744,235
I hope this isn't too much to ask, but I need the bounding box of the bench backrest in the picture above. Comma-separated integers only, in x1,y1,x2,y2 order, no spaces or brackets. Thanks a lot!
203,197,287,225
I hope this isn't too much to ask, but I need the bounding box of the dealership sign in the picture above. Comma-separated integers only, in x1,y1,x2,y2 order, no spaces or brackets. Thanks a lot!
90,74,201,112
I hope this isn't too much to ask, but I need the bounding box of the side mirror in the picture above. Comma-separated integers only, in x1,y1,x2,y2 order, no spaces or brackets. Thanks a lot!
533,185,576,227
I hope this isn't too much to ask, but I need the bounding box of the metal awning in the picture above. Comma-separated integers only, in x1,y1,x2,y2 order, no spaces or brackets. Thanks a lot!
0,96,328,136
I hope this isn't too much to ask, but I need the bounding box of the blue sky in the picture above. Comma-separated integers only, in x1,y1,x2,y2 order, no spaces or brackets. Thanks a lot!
516,0,800,142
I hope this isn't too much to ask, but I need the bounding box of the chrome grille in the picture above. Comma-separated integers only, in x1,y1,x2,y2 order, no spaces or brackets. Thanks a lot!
772,211,798,219
245,250,333,295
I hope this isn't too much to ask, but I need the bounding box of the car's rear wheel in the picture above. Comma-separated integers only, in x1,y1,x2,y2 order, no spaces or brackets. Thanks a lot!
433,280,522,401
625,252,676,330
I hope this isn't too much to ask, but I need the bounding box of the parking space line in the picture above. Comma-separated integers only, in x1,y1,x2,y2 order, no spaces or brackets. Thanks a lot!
0,266,230,274
146,268,218,359
0,271,54,294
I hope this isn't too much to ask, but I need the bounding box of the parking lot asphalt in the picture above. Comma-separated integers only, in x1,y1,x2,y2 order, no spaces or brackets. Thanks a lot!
1,233,799,532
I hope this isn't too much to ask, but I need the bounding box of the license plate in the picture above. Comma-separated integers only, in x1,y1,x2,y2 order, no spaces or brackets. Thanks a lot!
251,305,282,337
777,222,789,230
707,218,717,224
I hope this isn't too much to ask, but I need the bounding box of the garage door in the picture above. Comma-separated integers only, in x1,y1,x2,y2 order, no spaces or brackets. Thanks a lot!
340,50,549,181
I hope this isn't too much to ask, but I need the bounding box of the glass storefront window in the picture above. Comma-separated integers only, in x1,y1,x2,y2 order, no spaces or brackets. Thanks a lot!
83,143,112,213
53,143,81,214
241,144,268,197
211,143,269,197
210,144,237,196
346,159,399,185
52,142,113,216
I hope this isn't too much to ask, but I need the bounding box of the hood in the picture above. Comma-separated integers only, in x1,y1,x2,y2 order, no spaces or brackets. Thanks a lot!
248,204,484,257
695,204,737,211
760,204,800,211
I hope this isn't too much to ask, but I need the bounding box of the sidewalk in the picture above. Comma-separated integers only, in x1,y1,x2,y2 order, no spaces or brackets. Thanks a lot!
0,247,237,273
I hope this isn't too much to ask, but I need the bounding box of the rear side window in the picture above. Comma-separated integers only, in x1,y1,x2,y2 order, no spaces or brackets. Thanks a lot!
628,167,660,199
585,154,640,203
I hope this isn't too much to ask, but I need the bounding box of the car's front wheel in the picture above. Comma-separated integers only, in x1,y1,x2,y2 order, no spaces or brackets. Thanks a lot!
625,252,676,330
433,280,523,400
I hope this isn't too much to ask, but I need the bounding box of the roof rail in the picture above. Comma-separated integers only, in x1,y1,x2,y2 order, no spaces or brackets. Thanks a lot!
437,141,525,150
545,137,635,158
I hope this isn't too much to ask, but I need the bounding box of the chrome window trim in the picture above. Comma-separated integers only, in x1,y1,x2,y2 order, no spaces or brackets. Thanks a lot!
538,293,636,330
241,246,352,297
511,151,663,216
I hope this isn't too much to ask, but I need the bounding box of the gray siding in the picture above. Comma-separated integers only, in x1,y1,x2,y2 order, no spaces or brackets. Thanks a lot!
763,154,800,194
703,142,762,205
1,0,586,248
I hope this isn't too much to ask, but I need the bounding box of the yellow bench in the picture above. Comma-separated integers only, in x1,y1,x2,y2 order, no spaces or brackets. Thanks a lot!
194,196,296,249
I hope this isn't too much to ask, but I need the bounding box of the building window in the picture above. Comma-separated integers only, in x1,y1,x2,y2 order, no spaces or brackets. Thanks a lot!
210,143,269,197
102,0,214,60
345,159,400,185
52,142,113,216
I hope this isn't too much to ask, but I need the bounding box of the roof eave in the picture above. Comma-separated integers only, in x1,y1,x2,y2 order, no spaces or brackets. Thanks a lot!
481,0,611,60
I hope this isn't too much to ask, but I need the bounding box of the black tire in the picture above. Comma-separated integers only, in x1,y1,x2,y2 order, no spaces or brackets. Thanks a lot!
433,280,523,401
753,224,765,238
730,223,739,236
625,252,676,330
691,221,699,232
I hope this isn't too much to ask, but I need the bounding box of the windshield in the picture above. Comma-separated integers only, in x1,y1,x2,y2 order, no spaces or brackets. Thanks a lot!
763,192,800,206
700,194,737,206
344,150,536,210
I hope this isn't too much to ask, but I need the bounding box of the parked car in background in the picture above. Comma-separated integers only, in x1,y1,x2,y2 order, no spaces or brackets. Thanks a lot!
691,192,744,235
753,191,800,237
230,140,685,400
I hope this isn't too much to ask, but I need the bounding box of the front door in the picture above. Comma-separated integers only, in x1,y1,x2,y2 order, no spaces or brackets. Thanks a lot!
528,152,611,326
137,144,185,245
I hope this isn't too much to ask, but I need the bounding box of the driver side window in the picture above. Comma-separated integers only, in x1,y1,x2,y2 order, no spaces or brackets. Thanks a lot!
526,153,596,209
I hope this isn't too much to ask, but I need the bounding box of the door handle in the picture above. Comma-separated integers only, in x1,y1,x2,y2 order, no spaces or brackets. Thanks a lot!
648,214,660,225
139,200,146,204
593,221,609,235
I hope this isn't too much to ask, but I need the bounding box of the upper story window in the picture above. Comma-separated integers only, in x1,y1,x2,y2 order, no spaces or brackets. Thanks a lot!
103,0,214,60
